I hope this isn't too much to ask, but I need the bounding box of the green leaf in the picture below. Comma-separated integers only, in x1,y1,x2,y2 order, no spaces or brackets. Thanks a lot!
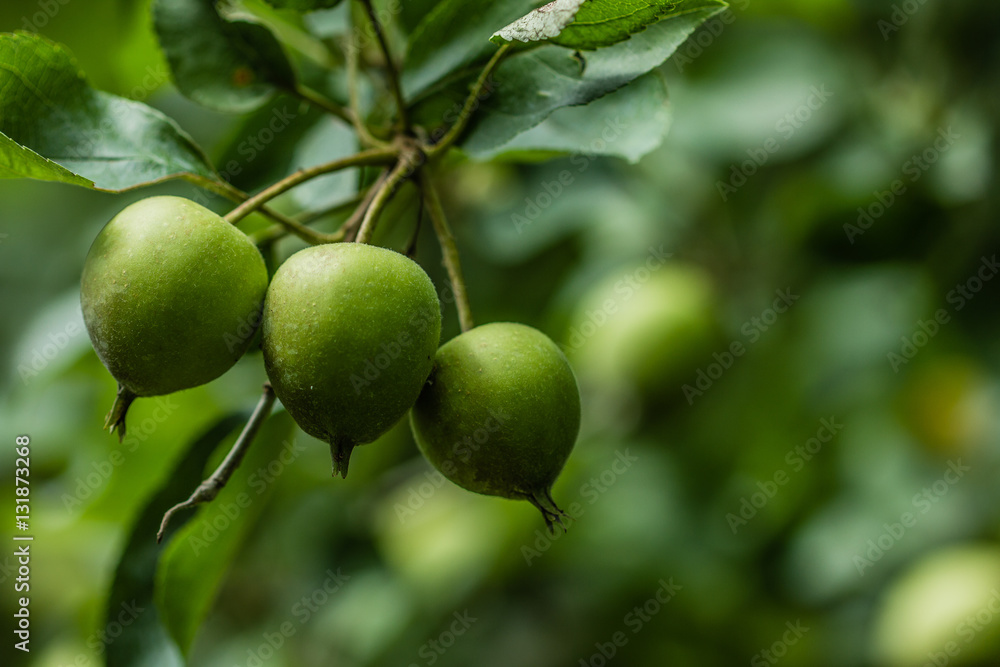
491,0,728,50
400,0,445,34
262,0,344,9
470,70,671,163
0,132,93,187
490,0,586,46
553,0,728,49
155,412,297,655
402,0,539,99
153,0,297,113
460,5,725,153
104,414,247,667
0,32,217,192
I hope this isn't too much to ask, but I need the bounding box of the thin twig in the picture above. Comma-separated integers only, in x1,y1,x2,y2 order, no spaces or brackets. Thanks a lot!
419,171,473,331
248,191,368,246
156,385,277,543
299,190,367,224
355,157,415,244
427,43,511,158
342,168,390,242
224,148,397,226
183,175,344,245
404,181,425,258
359,0,409,131
345,35,384,148
294,83,354,125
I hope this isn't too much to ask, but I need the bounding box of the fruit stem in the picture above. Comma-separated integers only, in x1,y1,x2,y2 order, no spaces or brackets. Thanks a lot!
419,171,474,332
329,439,357,479
248,191,368,246
342,168,390,242
184,175,349,245
354,153,419,244
156,384,277,543
293,83,354,127
104,384,138,443
224,148,398,227
357,0,409,132
426,43,511,159
345,30,386,149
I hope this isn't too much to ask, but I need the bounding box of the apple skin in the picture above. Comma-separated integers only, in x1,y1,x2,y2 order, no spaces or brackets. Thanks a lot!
410,322,580,516
81,195,268,398
262,242,441,477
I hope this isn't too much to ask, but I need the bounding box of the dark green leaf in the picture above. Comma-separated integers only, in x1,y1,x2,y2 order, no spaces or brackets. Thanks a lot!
402,0,539,99
153,0,297,113
400,0,445,34
262,0,344,9
554,0,728,49
212,95,321,193
104,414,247,667
0,132,92,187
155,412,297,655
461,6,725,153
0,32,218,191
491,0,728,50
470,70,671,163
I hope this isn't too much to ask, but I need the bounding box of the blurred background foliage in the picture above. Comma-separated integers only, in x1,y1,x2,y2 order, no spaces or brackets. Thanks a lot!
2,0,1000,666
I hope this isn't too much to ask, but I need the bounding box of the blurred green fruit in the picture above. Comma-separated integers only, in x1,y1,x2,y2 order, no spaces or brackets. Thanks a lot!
410,322,581,527
897,358,991,457
81,196,268,439
566,262,718,390
262,243,441,477
873,546,1000,666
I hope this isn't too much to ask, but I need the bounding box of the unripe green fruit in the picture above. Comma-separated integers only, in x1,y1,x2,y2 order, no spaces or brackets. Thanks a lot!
261,243,441,477
410,322,581,527
81,196,268,438
569,263,717,390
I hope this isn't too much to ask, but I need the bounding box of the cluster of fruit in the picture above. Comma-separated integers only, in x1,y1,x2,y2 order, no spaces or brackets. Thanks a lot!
80,196,580,526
